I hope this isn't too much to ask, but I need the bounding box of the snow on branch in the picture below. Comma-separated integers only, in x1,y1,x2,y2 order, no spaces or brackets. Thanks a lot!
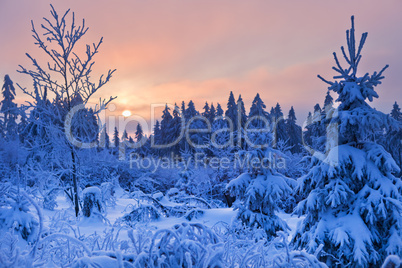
317,16,388,106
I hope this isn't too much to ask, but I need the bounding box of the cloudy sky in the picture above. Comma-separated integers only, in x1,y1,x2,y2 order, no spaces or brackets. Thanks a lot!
0,0,401,133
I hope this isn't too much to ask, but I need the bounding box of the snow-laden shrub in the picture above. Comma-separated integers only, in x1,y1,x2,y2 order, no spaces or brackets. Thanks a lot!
82,186,103,218
0,230,32,267
127,227,153,255
117,169,135,191
185,208,205,221
132,190,212,219
210,222,327,268
122,205,161,225
0,186,39,243
43,187,59,211
175,169,193,194
101,182,116,208
132,176,161,194
20,163,61,211
381,255,401,268
137,222,223,267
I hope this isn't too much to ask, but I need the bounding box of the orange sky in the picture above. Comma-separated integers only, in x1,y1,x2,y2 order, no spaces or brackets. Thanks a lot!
0,0,401,134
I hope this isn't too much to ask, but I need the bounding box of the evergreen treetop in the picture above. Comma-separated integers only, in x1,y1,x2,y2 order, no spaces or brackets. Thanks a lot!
390,101,401,121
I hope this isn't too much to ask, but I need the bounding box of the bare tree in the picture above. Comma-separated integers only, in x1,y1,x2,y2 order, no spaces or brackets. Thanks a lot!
18,5,116,216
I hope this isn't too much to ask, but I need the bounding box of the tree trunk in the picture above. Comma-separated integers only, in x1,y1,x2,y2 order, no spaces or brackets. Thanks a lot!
71,148,80,217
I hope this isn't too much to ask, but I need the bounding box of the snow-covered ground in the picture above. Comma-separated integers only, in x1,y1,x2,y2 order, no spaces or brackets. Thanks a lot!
44,188,302,243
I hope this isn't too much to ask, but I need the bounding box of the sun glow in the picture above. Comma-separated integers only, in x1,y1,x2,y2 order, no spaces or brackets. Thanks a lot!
122,110,132,117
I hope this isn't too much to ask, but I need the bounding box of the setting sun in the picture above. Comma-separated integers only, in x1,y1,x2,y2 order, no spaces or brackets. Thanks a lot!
122,110,131,117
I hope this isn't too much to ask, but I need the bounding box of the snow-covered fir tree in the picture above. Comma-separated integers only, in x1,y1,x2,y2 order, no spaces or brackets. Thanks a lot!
17,104,28,141
99,125,110,149
184,100,199,120
225,91,237,130
135,123,144,142
310,103,326,152
383,102,402,176
323,90,334,113
246,93,270,148
208,103,216,123
303,111,313,147
390,101,401,121
285,106,302,153
122,129,128,141
235,95,247,149
248,93,269,128
160,104,173,146
312,103,322,123
1,75,19,140
183,100,206,151
152,120,161,152
293,16,402,267
134,123,148,156
71,103,99,144
321,91,335,152
227,146,295,239
236,94,247,129
113,127,120,149
202,101,210,119
171,103,184,155
272,103,287,147
216,103,224,117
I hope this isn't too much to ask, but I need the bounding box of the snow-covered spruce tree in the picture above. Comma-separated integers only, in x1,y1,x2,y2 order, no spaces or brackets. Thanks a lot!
310,103,326,152
209,103,216,123
323,90,334,114
320,91,335,153
245,93,271,149
122,129,128,141
225,91,237,130
237,95,247,129
169,103,184,156
0,185,39,243
293,16,402,266
285,106,302,154
152,120,161,155
303,111,314,147
202,101,210,119
383,102,402,176
248,93,269,128
99,125,110,150
184,100,207,152
390,102,401,121
70,97,99,144
18,5,115,217
0,75,22,173
227,142,295,238
135,123,144,143
272,103,287,149
160,104,174,155
1,75,19,140
112,127,120,150
134,122,148,157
